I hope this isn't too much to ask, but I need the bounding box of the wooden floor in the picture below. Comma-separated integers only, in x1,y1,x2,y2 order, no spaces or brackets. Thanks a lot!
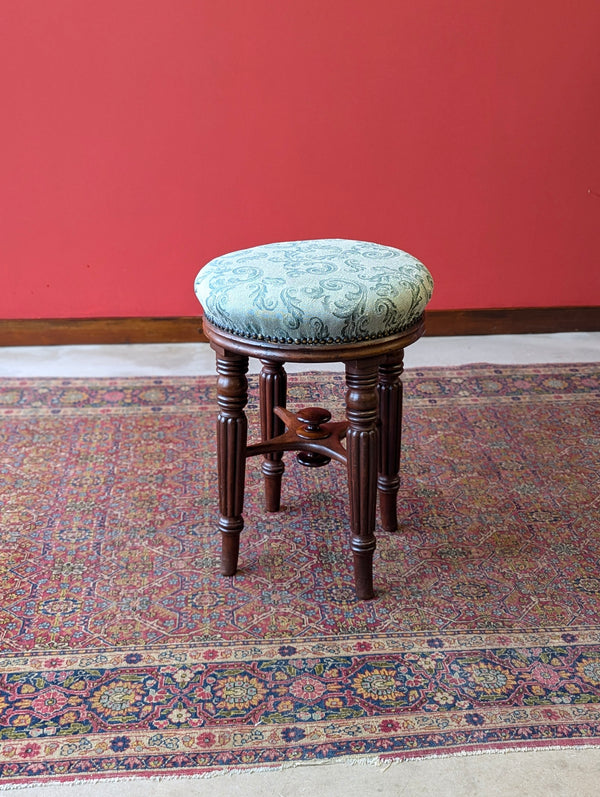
1,332,599,378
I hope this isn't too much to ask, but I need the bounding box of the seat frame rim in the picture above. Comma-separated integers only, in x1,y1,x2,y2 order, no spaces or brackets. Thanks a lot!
202,316,425,363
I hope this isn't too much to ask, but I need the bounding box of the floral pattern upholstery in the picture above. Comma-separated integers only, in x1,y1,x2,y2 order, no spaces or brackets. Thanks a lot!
194,239,434,345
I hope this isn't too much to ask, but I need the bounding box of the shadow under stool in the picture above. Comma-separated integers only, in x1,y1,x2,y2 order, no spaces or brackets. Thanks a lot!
194,239,434,600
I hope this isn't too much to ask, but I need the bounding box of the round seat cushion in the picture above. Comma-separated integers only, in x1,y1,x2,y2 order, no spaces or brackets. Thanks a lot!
195,239,434,345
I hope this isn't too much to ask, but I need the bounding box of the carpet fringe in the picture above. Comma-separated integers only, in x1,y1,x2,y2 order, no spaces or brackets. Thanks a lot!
2,743,600,791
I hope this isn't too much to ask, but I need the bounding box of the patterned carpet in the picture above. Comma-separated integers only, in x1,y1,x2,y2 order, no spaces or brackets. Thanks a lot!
0,364,599,785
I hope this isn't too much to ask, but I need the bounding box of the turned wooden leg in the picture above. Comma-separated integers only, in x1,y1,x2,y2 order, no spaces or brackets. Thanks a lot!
259,359,287,512
377,353,404,532
345,360,379,600
216,350,249,576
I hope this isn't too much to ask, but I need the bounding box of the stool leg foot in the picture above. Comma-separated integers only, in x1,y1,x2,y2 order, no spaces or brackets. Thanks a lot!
259,360,287,512
216,351,249,576
377,355,404,532
345,361,379,600
220,519,242,576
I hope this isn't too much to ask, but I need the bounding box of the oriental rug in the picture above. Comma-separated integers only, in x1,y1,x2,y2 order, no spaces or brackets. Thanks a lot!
0,363,599,786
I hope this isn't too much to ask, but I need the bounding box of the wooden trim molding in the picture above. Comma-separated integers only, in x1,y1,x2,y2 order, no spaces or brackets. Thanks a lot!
0,307,598,347
0,317,205,347
424,306,600,337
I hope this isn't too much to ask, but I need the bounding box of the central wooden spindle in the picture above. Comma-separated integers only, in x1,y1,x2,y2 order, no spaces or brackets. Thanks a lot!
295,407,332,467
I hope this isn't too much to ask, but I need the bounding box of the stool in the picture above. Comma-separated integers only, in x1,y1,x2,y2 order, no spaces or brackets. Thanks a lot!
194,239,433,600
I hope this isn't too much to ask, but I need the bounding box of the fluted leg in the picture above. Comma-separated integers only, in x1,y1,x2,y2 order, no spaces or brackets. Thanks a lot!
216,351,249,576
259,359,287,511
377,353,404,532
345,361,379,600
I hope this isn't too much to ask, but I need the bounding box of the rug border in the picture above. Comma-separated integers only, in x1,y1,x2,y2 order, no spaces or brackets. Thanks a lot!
2,739,600,789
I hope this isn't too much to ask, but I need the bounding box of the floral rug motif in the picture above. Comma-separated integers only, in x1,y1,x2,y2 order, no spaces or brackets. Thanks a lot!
0,364,599,784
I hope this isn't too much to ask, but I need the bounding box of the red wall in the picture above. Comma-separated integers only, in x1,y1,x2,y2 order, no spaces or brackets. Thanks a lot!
1,0,599,319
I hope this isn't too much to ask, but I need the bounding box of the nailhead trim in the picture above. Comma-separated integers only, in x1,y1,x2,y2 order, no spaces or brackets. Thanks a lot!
205,314,424,345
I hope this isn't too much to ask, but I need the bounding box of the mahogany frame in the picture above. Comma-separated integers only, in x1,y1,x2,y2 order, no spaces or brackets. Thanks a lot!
203,316,425,600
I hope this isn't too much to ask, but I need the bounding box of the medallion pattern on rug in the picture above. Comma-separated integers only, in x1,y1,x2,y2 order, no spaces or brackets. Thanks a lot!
0,364,599,782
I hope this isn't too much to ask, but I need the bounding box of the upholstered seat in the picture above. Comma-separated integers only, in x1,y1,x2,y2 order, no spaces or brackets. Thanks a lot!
195,239,433,600
194,239,433,345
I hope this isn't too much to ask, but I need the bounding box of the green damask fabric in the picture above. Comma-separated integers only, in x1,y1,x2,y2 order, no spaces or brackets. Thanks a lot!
195,239,433,344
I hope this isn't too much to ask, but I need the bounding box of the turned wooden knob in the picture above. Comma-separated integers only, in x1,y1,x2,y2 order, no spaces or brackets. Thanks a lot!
296,407,331,439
